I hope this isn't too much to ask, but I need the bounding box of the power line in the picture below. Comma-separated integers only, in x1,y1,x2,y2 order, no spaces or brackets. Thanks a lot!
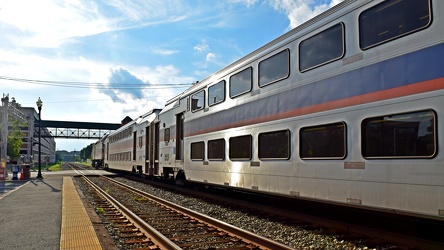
0,75,193,89
19,94,180,106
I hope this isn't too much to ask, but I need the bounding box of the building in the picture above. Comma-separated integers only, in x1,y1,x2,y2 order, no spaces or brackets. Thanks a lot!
21,107,56,164
1,95,56,166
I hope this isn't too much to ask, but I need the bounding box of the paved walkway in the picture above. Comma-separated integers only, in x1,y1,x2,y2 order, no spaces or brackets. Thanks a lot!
0,173,63,249
0,170,111,250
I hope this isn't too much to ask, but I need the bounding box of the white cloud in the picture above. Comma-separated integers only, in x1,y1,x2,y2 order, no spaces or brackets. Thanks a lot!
206,53,217,63
0,0,189,49
104,0,185,21
228,0,259,7
152,48,178,55
194,42,210,53
268,0,344,29
0,0,110,48
0,47,190,122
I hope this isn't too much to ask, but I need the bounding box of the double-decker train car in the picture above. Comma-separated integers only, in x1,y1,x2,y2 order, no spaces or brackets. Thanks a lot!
100,109,161,174
91,134,107,168
99,0,444,220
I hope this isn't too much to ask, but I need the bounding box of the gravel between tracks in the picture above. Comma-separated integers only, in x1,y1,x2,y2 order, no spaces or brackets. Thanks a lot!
76,176,392,250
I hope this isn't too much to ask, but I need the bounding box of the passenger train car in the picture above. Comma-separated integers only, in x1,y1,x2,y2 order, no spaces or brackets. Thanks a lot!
91,134,107,168
94,0,444,220
98,109,161,174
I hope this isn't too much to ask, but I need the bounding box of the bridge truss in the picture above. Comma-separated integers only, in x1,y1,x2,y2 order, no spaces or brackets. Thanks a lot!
36,120,120,139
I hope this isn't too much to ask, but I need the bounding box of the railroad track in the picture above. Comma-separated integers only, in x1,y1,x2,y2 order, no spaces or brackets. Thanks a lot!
119,174,444,250
81,175,294,250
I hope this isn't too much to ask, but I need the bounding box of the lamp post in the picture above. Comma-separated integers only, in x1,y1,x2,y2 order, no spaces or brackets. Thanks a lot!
36,97,43,179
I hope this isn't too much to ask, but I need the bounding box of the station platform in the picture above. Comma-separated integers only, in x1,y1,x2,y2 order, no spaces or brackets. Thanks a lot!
0,169,112,250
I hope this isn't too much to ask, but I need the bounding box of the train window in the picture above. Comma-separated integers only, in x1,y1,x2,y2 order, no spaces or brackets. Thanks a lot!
191,90,205,112
259,49,290,87
164,128,170,142
208,80,225,106
362,110,436,159
359,0,431,50
191,141,205,161
230,67,252,98
208,139,225,161
300,122,346,159
229,135,252,160
299,23,344,72
259,130,290,160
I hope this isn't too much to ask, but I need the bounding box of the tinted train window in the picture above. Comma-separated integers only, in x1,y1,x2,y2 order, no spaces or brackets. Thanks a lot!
208,80,225,106
259,49,290,87
359,0,431,50
208,139,225,160
164,128,170,142
300,122,346,159
230,67,252,98
191,141,205,160
191,90,205,112
299,23,344,72
259,130,290,160
229,135,252,160
362,110,436,158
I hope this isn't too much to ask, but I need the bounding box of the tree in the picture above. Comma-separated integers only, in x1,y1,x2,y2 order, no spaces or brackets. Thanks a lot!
55,151,63,163
72,153,81,162
80,143,93,161
10,97,21,109
7,118,25,159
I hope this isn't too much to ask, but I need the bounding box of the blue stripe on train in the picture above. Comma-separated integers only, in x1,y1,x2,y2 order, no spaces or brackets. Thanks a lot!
186,42,444,135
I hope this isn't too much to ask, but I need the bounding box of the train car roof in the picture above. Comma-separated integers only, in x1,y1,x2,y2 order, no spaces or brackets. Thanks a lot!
137,109,161,124
160,98,180,115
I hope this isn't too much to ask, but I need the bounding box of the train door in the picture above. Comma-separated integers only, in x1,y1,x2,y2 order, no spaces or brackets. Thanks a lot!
133,131,137,161
105,142,109,170
154,122,160,174
145,126,150,174
176,113,184,161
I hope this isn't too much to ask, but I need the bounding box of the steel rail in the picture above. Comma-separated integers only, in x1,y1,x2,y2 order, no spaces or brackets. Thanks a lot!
81,176,182,250
102,176,295,250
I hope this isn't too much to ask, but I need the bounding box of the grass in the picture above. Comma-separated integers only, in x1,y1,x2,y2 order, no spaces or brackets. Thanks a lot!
48,163,62,171
30,163,61,171
30,161,92,171
95,207,104,214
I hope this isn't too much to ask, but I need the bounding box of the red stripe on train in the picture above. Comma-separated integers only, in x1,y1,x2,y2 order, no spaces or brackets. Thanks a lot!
186,77,444,137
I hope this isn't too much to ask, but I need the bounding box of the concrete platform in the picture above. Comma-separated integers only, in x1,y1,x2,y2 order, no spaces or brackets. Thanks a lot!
0,170,110,250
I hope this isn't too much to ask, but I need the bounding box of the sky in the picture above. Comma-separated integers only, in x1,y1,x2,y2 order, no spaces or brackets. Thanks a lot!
0,0,343,151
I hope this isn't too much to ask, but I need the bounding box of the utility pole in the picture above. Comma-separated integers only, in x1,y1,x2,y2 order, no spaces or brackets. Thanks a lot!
1,94,9,168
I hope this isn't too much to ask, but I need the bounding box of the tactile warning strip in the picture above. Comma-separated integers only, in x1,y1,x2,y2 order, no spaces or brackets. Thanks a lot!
60,176,102,249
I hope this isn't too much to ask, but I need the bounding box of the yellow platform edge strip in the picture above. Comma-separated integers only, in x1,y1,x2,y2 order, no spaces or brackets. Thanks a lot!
60,177,102,250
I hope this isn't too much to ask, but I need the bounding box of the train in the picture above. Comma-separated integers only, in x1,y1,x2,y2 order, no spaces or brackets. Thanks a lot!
92,0,444,220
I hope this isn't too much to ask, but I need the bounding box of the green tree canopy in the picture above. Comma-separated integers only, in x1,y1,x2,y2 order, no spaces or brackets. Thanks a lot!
80,143,93,161
7,118,26,159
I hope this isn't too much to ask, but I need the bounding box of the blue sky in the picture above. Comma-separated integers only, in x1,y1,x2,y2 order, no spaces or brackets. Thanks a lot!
0,0,342,151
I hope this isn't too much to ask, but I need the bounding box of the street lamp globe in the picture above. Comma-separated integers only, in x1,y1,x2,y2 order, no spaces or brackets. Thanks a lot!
36,97,43,110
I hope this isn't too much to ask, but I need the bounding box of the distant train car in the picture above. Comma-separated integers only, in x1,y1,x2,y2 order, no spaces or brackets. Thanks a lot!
91,134,107,168
100,0,444,220
103,109,161,174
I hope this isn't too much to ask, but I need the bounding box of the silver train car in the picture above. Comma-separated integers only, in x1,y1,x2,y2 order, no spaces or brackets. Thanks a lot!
97,0,444,220
91,134,107,168
97,109,161,174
